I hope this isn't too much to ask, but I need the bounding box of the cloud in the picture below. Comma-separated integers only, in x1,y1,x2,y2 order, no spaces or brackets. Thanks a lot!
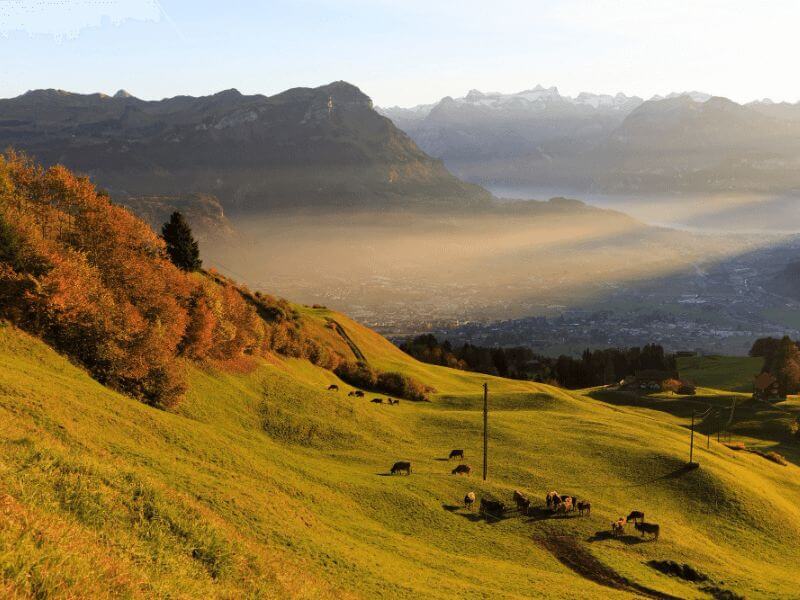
0,0,163,39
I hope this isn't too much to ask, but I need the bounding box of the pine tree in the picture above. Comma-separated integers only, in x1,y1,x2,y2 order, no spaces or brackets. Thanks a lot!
161,212,202,272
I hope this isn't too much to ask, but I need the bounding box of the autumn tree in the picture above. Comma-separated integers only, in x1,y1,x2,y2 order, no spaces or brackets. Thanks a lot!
162,212,202,272
766,336,800,397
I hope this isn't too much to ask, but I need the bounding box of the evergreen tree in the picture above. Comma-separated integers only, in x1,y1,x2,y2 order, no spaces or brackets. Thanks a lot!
161,212,202,272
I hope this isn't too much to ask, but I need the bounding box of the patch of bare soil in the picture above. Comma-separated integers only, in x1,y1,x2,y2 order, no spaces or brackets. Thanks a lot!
537,534,682,600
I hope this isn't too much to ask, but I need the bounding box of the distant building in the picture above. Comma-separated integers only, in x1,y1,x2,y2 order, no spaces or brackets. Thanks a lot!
753,372,780,401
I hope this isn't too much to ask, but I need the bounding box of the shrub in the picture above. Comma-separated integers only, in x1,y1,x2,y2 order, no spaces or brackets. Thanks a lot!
335,361,432,401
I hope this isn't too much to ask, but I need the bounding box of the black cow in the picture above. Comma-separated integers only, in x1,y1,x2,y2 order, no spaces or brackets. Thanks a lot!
479,498,506,518
451,464,472,476
327,384,339,391
634,521,660,540
390,461,412,475
627,510,645,524
448,449,464,460
371,398,384,404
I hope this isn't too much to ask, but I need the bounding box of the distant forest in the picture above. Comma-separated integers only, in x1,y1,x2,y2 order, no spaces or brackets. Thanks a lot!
399,334,676,389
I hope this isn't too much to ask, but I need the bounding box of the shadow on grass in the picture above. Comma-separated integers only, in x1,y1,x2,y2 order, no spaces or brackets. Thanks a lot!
524,506,582,522
588,530,648,545
433,458,450,462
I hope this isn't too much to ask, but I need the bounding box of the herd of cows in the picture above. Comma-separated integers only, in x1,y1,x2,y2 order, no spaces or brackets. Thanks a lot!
389,451,662,541
327,383,662,541
327,384,400,405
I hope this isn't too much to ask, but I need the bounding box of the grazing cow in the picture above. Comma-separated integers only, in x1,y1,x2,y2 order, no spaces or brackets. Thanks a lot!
577,501,591,516
451,464,472,476
390,461,412,475
371,398,384,404
546,491,561,510
479,498,506,518
448,449,465,461
464,491,476,510
347,391,356,397
611,517,627,537
513,490,531,515
557,496,574,514
388,399,400,405
627,510,645,524
634,521,660,540
354,390,364,397
327,384,339,391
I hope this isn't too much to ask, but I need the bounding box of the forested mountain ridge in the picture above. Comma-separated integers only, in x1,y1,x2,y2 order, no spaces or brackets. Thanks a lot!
0,82,491,214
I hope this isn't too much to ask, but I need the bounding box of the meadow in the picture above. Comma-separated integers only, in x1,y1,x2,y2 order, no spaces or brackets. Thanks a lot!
1,312,799,598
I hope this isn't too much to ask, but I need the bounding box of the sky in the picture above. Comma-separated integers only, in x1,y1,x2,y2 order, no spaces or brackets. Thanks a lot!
1,0,799,107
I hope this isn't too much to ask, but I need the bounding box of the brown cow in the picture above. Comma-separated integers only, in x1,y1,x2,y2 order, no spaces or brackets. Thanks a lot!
513,490,531,515
354,390,365,397
451,464,472,476
327,384,339,391
577,501,591,516
390,461,412,475
371,398,384,404
611,517,627,537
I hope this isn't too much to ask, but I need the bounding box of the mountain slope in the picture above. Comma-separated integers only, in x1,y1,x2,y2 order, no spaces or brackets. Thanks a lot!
0,83,491,213
381,87,800,196
2,317,799,598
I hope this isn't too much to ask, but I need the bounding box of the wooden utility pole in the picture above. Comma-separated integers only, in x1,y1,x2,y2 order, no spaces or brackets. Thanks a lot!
689,409,696,464
482,382,488,481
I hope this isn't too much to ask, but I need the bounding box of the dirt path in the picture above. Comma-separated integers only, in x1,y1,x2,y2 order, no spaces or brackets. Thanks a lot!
537,534,682,600
326,319,367,361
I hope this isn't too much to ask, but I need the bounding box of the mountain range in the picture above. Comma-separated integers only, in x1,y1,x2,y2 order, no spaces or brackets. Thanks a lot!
378,86,800,196
0,82,491,215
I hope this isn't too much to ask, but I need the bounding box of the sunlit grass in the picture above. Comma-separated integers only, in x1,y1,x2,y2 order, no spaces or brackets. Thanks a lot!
1,320,799,598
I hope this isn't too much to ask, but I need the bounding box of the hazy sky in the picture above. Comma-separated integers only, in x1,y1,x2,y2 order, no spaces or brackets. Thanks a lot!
1,0,798,106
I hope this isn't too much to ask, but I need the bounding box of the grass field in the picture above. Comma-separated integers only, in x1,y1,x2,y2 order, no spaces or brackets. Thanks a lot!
677,355,763,392
2,318,799,598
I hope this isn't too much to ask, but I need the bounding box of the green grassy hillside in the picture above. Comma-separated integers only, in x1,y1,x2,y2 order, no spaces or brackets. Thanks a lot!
677,355,763,392
2,318,800,599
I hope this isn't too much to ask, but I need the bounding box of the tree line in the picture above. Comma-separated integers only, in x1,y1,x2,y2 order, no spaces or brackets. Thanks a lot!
399,334,675,389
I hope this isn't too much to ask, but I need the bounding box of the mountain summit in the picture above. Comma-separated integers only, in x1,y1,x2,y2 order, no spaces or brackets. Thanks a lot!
0,82,490,213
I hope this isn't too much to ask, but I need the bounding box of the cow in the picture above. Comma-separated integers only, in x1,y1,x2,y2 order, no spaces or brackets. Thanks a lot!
448,449,465,461
577,501,591,516
479,498,506,518
388,398,400,405
611,517,627,537
513,490,531,515
557,496,574,514
390,461,412,475
371,398,384,404
451,464,472,476
327,384,339,391
634,521,660,540
627,510,645,524
464,491,476,510
546,491,561,510
354,390,364,397
347,391,356,397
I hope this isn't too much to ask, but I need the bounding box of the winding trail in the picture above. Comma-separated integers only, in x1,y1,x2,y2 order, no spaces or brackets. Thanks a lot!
326,318,367,361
